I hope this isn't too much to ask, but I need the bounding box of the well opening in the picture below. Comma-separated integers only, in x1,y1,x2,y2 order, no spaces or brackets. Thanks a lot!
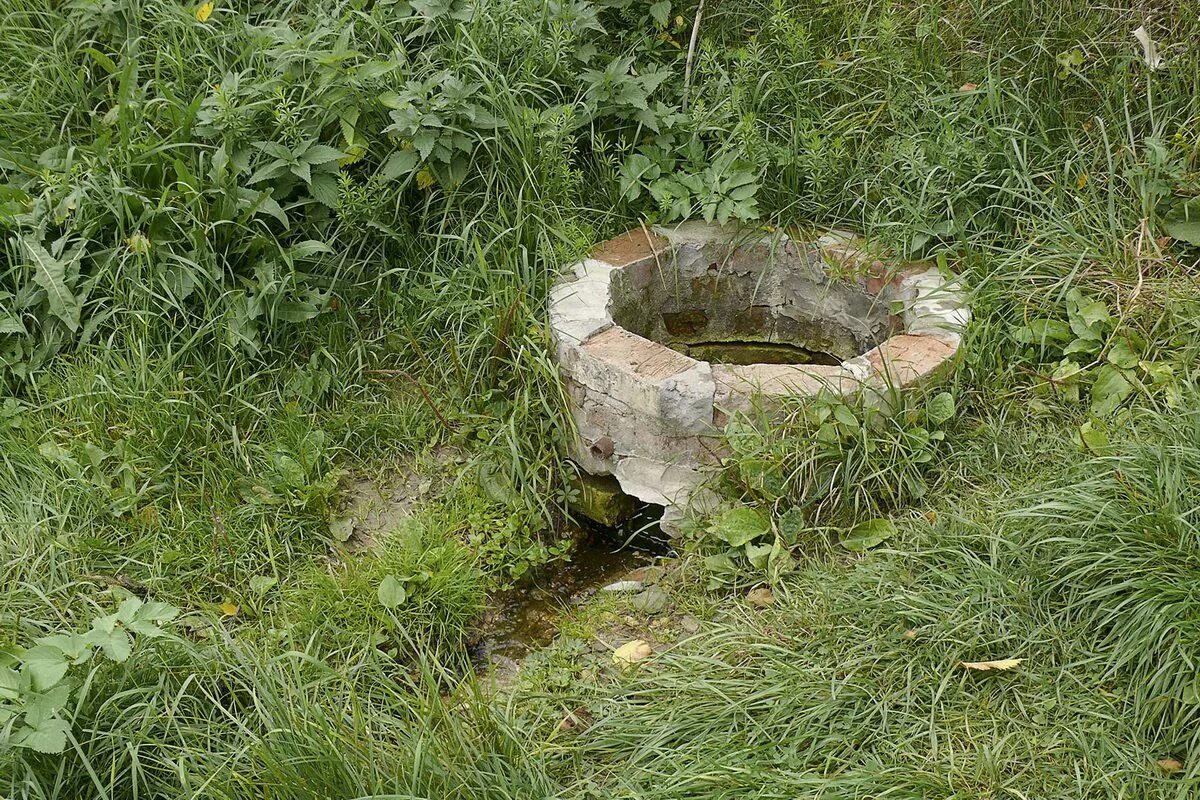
607,238,899,367
549,223,970,531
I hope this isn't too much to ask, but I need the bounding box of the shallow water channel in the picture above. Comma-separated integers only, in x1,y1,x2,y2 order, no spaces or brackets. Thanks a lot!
472,508,670,667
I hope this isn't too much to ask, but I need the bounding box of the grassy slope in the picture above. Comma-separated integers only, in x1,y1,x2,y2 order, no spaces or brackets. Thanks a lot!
1,0,1199,796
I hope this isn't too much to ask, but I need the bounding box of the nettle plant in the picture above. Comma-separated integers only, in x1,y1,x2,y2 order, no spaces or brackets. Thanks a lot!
0,0,767,385
701,389,958,585
0,597,177,754
380,71,508,189
620,148,760,224
1013,288,1181,418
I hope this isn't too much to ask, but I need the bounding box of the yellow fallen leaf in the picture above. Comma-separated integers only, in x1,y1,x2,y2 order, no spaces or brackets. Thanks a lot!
219,601,239,617
745,587,775,607
194,1,214,22
1157,757,1183,774
613,639,652,667
1077,173,1089,190
961,657,1023,671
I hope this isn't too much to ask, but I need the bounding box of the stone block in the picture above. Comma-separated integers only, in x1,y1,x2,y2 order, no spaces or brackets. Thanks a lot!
863,334,957,388
568,470,637,527
591,229,669,267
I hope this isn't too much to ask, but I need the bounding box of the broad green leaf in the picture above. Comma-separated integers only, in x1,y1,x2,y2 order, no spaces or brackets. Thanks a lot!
253,140,294,161
702,551,738,575
0,666,19,700
124,599,178,636
709,507,770,547
301,144,346,165
12,718,71,753
767,535,796,578
1067,290,1110,339
1090,365,1133,417
378,574,408,609
926,392,956,426
1163,199,1200,245
0,310,25,334
115,597,144,624
85,626,132,662
738,458,784,501
745,542,773,570
1139,360,1175,385
841,518,897,553
1014,318,1071,344
776,507,805,547
1106,339,1140,369
1063,337,1101,358
1077,419,1110,453
1049,359,1084,403
649,0,670,26
37,441,76,466
630,586,669,614
246,159,289,186
330,514,355,543
477,461,517,505
34,633,90,662
311,171,342,204
20,645,70,691
21,683,71,728
1164,219,1200,246
23,237,80,332
237,188,289,228
273,299,322,324
286,240,333,260
136,600,179,624
0,184,34,223
1076,300,1111,330
376,150,419,183
290,160,312,184
249,575,278,595
832,403,859,429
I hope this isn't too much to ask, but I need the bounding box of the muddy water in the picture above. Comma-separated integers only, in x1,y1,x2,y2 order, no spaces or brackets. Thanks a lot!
673,340,841,366
473,510,671,666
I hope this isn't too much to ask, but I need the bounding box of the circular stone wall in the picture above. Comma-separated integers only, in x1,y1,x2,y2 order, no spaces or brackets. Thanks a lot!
549,222,969,526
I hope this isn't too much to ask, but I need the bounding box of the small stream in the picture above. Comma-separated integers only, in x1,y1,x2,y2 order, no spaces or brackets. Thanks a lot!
471,507,671,667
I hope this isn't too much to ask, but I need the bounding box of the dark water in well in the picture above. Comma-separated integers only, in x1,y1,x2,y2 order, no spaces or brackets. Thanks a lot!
472,508,670,666
674,340,842,366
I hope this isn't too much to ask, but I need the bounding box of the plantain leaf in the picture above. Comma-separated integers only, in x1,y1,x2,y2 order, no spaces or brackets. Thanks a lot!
709,507,770,547
1163,199,1200,246
841,518,897,552
926,392,956,426
22,237,80,331
377,574,408,609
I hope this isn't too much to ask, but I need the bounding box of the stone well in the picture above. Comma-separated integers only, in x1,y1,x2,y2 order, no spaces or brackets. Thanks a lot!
549,222,969,528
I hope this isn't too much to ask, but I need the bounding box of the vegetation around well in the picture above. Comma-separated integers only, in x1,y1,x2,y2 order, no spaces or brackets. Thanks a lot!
1,0,1199,796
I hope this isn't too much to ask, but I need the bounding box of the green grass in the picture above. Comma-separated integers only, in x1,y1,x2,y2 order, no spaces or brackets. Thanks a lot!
2,0,1200,795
